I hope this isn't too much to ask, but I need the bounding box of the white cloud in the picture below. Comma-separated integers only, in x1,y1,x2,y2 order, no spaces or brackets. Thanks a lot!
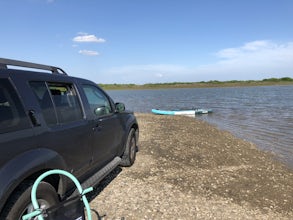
156,73,163,78
73,33,106,43
242,40,272,51
101,64,191,84
189,40,293,81
213,40,293,72
108,64,189,74
78,50,99,56
97,40,293,84
217,40,293,61
73,33,105,56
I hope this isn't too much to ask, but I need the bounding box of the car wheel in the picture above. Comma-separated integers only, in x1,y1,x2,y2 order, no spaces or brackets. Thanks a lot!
2,180,59,220
120,128,137,167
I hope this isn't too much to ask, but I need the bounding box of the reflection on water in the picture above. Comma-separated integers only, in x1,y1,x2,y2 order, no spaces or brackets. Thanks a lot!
108,86,293,168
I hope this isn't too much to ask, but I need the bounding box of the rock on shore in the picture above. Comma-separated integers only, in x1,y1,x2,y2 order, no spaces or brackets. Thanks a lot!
90,113,293,219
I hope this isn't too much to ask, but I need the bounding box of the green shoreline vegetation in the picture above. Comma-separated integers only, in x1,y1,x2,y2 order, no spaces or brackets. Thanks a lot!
99,77,293,90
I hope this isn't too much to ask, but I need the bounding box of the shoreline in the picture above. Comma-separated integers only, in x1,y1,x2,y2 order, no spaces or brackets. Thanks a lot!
100,80,293,90
90,113,293,219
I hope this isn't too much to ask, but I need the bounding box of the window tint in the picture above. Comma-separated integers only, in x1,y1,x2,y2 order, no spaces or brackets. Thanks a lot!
48,83,84,123
30,82,83,125
82,85,112,116
0,79,30,133
30,82,57,125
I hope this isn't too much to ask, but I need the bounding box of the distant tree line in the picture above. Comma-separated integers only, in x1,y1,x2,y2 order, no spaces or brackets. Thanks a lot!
262,77,292,82
99,77,293,90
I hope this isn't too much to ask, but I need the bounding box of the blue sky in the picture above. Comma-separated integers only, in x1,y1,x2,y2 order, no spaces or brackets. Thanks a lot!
1,0,293,84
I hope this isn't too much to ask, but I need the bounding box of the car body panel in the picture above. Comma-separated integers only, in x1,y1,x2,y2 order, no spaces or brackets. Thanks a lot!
0,60,139,216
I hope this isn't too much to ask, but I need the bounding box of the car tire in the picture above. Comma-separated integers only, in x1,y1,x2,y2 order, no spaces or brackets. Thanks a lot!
2,180,59,220
120,128,137,167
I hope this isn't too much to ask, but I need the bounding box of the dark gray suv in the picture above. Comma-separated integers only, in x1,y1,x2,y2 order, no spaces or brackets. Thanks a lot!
0,58,139,219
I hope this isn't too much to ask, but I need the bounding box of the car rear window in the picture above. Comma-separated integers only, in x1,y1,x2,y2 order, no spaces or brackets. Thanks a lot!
0,79,31,133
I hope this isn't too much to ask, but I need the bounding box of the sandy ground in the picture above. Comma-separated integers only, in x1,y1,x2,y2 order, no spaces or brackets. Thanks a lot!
89,113,293,219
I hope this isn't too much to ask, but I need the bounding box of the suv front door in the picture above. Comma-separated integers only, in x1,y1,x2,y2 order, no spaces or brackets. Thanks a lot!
81,84,124,167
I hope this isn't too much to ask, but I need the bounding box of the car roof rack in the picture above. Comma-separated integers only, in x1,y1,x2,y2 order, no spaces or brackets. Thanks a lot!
0,58,67,75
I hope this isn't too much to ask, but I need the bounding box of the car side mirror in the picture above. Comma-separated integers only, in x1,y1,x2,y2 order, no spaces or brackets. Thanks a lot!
94,106,106,116
115,102,125,113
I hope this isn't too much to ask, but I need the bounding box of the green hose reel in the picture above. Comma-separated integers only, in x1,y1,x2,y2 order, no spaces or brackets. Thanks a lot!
22,169,93,220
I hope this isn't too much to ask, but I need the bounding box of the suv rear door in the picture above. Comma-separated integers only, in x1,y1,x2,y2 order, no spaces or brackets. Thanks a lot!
27,80,93,177
9,71,93,178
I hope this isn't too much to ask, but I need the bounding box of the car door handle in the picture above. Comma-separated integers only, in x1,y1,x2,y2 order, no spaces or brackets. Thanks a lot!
93,119,103,131
28,110,41,127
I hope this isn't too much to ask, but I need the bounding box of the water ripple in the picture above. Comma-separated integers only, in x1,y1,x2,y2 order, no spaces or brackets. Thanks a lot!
108,85,293,168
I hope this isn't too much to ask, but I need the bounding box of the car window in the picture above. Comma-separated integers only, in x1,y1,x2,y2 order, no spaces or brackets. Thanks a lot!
0,79,30,133
30,81,57,125
30,82,84,125
82,85,113,117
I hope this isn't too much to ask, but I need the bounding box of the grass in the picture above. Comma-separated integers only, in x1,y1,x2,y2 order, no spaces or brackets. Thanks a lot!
99,77,293,90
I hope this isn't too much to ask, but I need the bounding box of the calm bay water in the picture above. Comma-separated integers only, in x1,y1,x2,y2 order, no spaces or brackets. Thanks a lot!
108,85,293,168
